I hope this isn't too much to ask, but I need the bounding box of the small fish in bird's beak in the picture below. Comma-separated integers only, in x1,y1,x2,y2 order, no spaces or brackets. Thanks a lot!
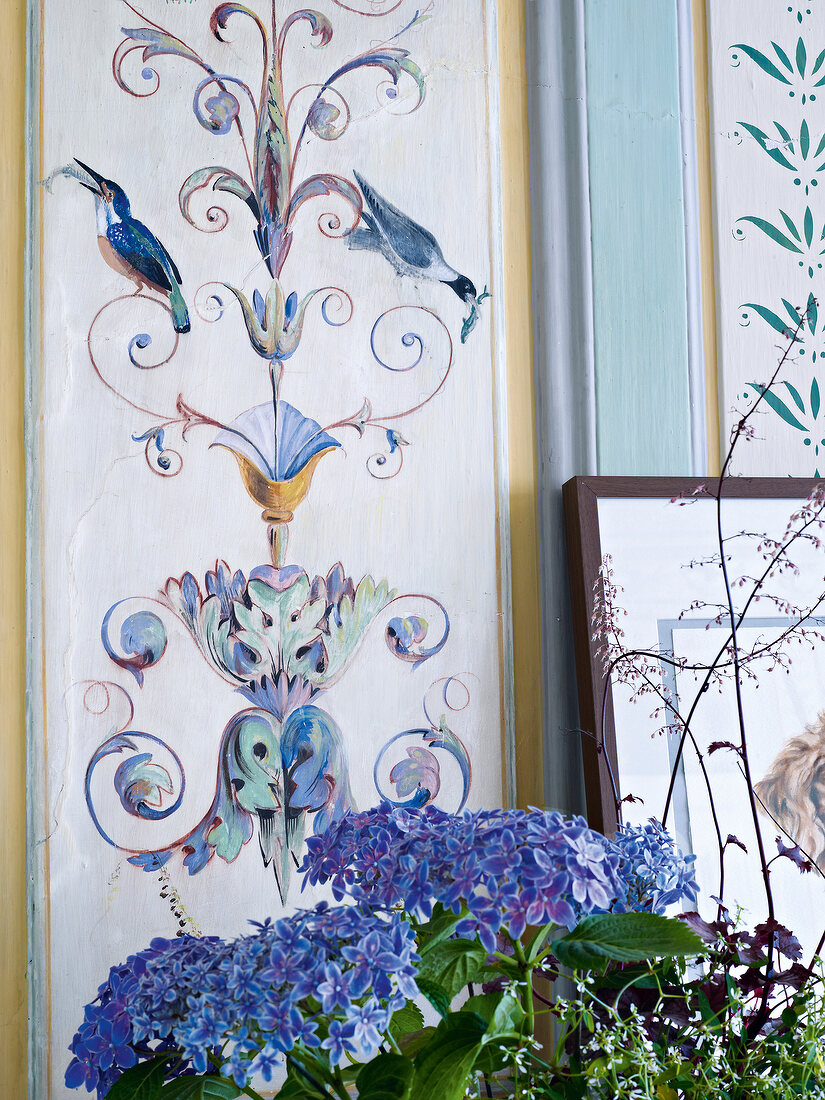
39,159,101,195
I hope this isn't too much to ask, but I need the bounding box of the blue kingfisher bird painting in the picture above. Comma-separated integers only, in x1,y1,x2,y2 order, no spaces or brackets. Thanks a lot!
74,160,190,334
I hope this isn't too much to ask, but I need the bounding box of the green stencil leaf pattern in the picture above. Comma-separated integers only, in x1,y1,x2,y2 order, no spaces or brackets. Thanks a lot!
731,43,793,84
747,384,808,431
782,208,803,239
731,36,825,101
736,215,803,252
735,210,825,276
797,36,808,77
786,381,807,412
737,122,795,171
740,302,796,337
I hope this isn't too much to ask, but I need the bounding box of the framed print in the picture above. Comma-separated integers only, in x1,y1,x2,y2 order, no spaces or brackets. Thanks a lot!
22,2,541,1095
565,475,825,953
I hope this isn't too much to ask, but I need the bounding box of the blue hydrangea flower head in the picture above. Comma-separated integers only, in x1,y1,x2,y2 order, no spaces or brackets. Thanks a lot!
610,818,699,914
301,804,627,951
65,905,419,1096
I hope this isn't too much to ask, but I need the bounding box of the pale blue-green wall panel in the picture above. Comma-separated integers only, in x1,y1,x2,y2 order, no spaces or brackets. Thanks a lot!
585,0,692,475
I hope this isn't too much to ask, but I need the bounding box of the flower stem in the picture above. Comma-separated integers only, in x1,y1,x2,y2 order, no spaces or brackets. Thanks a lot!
386,1030,403,1055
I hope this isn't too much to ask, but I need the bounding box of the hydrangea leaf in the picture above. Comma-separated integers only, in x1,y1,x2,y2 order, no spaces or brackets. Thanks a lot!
397,1025,437,1058
415,978,451,1019
415,905,464,953
105,1057,171,1100
408,1012,487,1100
462,991,524,1036
277,1068,327,1099
554,913,704,969
388,1001,425,1043
415,939,488,1000
485,991,525,1038
158,1077,242,1098
469,993,523,1077
355,1053,413,1100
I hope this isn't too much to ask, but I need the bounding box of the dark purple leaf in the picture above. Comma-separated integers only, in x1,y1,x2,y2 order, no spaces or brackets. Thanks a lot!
775,837,813,873
708,740,739,755
678,912,719,944
724,833,748,854
753,919,803,962
773,963,809,989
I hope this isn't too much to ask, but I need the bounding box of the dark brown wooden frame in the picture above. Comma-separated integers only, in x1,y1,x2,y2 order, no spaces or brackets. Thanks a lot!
562,475,823,836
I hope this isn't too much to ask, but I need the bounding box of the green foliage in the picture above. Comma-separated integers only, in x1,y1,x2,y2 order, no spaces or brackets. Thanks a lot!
407,1012,488,1100
553,912,703,968
106,1058,172,1100
414,937,489,998
355,1054,413,1100
388,1002,425,1042
159,1078,242,1099
277,1065,328,1099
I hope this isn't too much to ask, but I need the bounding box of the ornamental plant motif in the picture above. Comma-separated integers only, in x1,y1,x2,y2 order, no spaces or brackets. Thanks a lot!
738,295,825,473
730,36,825,103
734,204,825,279
48,0,487,907
737,118,825,195
728,17,825,474
88,561,462,900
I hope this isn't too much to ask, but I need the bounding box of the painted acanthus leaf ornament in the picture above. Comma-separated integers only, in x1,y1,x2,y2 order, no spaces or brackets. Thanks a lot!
85,561,454,900
162,561,397,693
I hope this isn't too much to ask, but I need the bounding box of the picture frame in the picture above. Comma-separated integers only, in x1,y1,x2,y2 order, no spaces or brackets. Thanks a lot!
564,475,825,948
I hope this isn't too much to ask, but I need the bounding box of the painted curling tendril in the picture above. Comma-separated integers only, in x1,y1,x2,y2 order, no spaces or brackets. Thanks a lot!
373,675,473,813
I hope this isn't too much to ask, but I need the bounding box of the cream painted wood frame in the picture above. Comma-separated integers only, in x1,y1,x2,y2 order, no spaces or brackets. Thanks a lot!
5,1,542,1094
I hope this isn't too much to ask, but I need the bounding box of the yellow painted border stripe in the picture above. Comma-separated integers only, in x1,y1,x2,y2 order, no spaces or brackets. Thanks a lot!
1,0,28,1095
692,0,721,476
497,2,544,809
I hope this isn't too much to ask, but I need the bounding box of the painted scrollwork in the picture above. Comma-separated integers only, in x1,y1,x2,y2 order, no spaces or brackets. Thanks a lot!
85,562,456,899
56,0,490,903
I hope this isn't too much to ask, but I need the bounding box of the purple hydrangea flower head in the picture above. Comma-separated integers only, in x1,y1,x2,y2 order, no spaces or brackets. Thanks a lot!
301,804,626,945
65,905,419,1097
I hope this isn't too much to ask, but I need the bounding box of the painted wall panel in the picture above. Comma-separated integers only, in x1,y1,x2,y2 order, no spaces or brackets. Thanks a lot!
708,1,825,475
28,1,516,1092
585,0,693,476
